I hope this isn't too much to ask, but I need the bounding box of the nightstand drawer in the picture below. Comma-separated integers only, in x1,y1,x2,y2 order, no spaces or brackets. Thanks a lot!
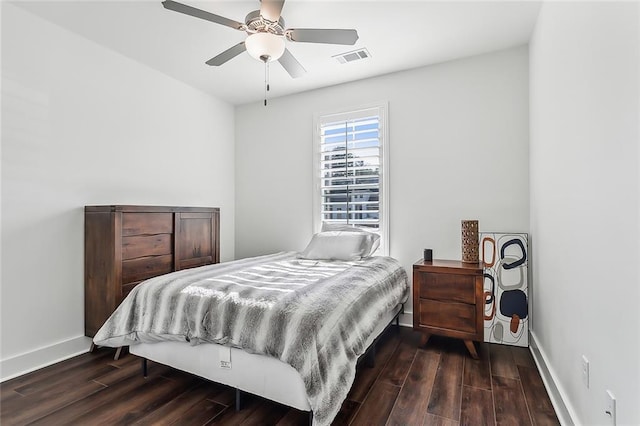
418,273,475,304
419,299,476,333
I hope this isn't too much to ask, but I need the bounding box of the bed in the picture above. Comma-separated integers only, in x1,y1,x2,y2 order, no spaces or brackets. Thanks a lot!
94,230,409,426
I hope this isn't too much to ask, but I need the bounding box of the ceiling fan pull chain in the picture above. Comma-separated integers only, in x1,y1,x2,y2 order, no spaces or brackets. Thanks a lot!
264,60,268,106
264,60,271,106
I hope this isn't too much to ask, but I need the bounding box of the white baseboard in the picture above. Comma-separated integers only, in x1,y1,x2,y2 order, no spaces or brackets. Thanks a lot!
529,331,579,425
1,335,93,382
398,310,412,328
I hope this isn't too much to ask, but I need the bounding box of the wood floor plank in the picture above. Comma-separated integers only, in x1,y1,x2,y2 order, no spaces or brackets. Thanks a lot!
171,399,227,426
0,350,111,396
492,375,531,425
387,350,440,425
13,364,115,397
0,383,18,400
427,349,464,421
275,408,312,426
206,395,260,425
517,365,560,426
28,367,171,426
511,346,536,369
426,335,465,355
0,389,26,410
207,385,237,407
66,375,196,424
460,385,495,426
348,330,401,402
0,381,25,401
422,413,460,426
0,378,106,425
490,344,519,379
350,381,400,426
238,399,290,426
463,342,492,390
132,381,219,425
93,358,149,386
1,350,112,397
377,334,419,387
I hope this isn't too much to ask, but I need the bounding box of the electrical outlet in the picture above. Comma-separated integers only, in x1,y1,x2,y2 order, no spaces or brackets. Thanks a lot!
581,355,589,388
605,390,616,425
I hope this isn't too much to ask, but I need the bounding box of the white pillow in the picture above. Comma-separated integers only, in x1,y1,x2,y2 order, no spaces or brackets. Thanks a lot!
299,231,380,261
321,222,360,232
320,223,381,255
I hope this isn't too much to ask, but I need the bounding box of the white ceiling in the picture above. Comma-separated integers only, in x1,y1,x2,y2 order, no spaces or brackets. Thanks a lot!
12,0,542,106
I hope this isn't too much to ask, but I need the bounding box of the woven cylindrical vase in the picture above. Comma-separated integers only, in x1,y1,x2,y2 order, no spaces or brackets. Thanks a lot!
461,220,479,263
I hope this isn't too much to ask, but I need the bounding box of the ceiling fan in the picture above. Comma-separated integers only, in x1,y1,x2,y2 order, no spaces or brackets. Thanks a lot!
162,0,360,79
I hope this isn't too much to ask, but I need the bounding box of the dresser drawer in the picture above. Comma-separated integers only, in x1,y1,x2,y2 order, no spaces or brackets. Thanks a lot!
122,234,172,260
418,272,475,304
122,213,173,236
122,254,173,284
419,299,476,334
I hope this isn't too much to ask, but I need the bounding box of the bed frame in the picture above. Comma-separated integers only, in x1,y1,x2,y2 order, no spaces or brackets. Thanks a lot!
131,304,403,423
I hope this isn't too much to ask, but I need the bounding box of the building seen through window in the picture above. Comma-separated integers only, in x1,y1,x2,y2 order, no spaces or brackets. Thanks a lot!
320,117,380,230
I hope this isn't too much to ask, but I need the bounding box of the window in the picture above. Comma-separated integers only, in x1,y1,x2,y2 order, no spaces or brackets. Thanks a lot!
313,103,389,255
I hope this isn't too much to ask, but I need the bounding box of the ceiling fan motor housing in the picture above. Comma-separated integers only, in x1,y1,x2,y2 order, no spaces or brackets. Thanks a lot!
245,10,285,35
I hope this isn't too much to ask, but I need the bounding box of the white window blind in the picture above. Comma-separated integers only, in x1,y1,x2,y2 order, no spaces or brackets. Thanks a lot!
313,103,389,254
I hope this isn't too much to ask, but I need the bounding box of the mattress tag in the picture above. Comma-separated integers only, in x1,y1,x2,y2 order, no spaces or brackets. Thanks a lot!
219,346,231,369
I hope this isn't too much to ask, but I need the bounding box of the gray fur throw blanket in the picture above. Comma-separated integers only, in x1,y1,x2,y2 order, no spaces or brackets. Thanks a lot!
94,252,409,426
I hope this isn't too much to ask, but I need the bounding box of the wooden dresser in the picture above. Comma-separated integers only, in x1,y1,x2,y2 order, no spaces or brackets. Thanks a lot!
413,259,483,358
84,205,220,337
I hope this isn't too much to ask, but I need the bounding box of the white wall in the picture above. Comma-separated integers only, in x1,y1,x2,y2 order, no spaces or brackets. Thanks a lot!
235,46,530,318
529,2,639,425
1,4,235,378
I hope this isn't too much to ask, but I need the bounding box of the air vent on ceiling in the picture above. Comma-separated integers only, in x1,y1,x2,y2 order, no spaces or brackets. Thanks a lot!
333,48,371,64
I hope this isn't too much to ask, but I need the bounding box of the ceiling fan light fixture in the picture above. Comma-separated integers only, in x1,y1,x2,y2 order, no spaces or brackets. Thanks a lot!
245,32,285,62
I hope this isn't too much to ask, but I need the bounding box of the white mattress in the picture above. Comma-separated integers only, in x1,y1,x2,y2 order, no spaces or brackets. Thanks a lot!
130,304,402,411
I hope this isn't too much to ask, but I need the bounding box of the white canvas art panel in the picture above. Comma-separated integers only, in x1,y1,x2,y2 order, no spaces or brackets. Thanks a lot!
480,232,528,347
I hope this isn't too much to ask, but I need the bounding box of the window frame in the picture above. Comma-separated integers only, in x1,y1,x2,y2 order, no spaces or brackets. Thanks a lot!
312,101,390,255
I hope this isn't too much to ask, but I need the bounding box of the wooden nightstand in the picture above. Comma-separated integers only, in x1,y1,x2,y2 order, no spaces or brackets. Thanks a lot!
413,259,483,359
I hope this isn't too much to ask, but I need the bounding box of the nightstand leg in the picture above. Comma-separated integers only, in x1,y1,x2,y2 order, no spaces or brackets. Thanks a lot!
464,340,479,359
419,333,431,347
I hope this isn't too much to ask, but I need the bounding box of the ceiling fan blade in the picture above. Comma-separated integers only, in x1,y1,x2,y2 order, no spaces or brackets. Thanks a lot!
278,48,306,78
162,0,244,30
206,42,246,66
286,28,359,45
260,0,285,23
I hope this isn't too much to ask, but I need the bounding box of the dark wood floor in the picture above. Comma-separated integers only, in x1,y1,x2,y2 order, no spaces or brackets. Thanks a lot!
1,327,559,425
